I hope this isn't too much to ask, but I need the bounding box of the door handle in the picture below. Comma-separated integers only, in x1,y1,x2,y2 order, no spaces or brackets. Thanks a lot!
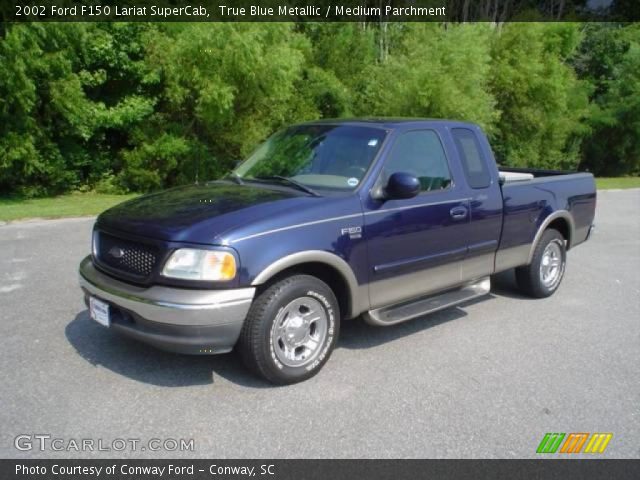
450,206,468,220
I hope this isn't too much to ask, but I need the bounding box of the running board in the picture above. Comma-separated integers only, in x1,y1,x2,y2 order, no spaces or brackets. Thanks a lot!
364,277,491,326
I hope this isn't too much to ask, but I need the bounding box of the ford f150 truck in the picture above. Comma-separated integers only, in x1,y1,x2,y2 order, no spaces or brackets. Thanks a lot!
79,119,596,384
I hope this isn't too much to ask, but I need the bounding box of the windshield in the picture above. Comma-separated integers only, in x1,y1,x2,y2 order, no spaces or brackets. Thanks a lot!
233,124,387,191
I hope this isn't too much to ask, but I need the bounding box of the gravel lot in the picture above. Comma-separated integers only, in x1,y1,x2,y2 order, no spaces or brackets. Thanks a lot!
1,189,638,459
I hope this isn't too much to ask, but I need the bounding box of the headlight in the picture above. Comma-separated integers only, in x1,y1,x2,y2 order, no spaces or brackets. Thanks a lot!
161,249,237,281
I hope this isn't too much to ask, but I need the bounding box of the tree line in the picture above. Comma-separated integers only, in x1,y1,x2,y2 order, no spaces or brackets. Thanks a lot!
0,22,638,197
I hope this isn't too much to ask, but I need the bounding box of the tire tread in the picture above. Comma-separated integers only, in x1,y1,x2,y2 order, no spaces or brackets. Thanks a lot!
515,228,565,298
238,274,338,384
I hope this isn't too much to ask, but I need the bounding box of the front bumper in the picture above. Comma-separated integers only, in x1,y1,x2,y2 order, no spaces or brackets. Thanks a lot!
78,256,255,354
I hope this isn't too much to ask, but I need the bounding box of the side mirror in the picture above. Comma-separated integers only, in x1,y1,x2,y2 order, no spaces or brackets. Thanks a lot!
385,172,420,199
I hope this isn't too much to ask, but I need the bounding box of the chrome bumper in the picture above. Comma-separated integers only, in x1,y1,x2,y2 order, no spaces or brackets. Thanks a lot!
78,256,255,354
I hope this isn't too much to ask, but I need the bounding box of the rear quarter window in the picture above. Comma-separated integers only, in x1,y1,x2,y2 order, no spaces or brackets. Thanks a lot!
452,128,491,189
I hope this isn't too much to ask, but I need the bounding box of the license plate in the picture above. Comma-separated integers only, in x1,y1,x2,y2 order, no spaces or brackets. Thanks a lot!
89,297,110,327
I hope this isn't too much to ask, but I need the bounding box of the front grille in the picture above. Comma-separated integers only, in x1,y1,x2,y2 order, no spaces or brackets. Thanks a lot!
96,231,159,279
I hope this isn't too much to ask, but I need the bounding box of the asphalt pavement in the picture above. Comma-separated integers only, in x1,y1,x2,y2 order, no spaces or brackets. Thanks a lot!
0,189,638,459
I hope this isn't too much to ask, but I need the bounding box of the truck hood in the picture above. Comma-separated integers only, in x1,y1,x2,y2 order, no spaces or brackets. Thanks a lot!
96,183,308,243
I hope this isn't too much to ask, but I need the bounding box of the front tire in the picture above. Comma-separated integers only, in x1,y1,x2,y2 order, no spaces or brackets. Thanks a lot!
238,275,340,385
516,229,567,298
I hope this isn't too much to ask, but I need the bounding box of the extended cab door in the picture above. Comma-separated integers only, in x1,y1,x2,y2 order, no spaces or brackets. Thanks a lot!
363,128,472,309
449,127,503,281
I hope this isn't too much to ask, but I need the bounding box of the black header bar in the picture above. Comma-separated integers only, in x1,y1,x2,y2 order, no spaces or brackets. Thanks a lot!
4,0,640,22
3,459,640,480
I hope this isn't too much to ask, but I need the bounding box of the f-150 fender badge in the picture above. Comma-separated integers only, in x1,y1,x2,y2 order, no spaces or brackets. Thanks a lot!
341,226,362,239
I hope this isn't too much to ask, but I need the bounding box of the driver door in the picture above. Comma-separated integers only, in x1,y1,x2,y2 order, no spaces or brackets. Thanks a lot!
364,129,471,309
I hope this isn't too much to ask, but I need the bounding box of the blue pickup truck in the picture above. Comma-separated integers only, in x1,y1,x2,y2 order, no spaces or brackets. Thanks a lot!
79,119,596,384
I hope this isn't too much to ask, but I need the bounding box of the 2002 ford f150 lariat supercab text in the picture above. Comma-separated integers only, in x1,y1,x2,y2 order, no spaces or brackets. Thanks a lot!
79,119,596,384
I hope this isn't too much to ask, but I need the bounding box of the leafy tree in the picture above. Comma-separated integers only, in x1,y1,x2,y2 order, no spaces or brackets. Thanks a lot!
356,23,498,132
118,23,313,191
0,23,155,196
489,22,590,169
573,23,640,175
297,23,378,117
1,21,638,198
0,24,86,196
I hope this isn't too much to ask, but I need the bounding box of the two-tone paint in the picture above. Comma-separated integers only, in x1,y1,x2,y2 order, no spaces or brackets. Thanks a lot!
94,119,596,327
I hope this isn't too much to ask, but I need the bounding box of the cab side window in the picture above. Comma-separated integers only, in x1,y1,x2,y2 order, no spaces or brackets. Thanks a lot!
452,128,491,189
383,130,451,192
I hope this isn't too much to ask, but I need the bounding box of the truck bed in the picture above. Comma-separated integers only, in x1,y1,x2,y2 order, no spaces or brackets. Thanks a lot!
498,166,584,183
495,170,596,272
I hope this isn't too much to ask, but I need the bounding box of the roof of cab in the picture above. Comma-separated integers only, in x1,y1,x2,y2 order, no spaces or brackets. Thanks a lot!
297,117,480,130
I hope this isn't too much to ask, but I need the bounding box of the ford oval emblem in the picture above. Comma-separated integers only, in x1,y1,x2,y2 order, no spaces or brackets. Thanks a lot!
108,246,125,259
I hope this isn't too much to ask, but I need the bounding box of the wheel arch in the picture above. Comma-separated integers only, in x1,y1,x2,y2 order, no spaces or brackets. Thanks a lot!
251,251,364,319
527,211,575,264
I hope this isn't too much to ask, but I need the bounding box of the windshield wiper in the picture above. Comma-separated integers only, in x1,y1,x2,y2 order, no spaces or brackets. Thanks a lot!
224,172,244,185
254,175,320,197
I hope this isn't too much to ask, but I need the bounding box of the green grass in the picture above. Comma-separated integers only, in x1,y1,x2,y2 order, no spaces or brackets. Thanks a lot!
596,177,640,190
0,193,139,222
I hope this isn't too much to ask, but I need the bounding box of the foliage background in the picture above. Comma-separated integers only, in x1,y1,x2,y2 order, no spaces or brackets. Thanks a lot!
0,22,638,197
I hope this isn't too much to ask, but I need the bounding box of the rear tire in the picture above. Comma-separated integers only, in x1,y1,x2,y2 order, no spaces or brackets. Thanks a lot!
516,229,567,298
238,274,340,385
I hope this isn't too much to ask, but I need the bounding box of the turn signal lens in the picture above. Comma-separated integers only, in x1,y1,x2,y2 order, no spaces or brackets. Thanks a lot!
203,250,236,280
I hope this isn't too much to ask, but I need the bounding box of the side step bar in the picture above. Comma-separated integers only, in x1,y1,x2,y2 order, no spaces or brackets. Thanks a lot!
364,277,491,326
